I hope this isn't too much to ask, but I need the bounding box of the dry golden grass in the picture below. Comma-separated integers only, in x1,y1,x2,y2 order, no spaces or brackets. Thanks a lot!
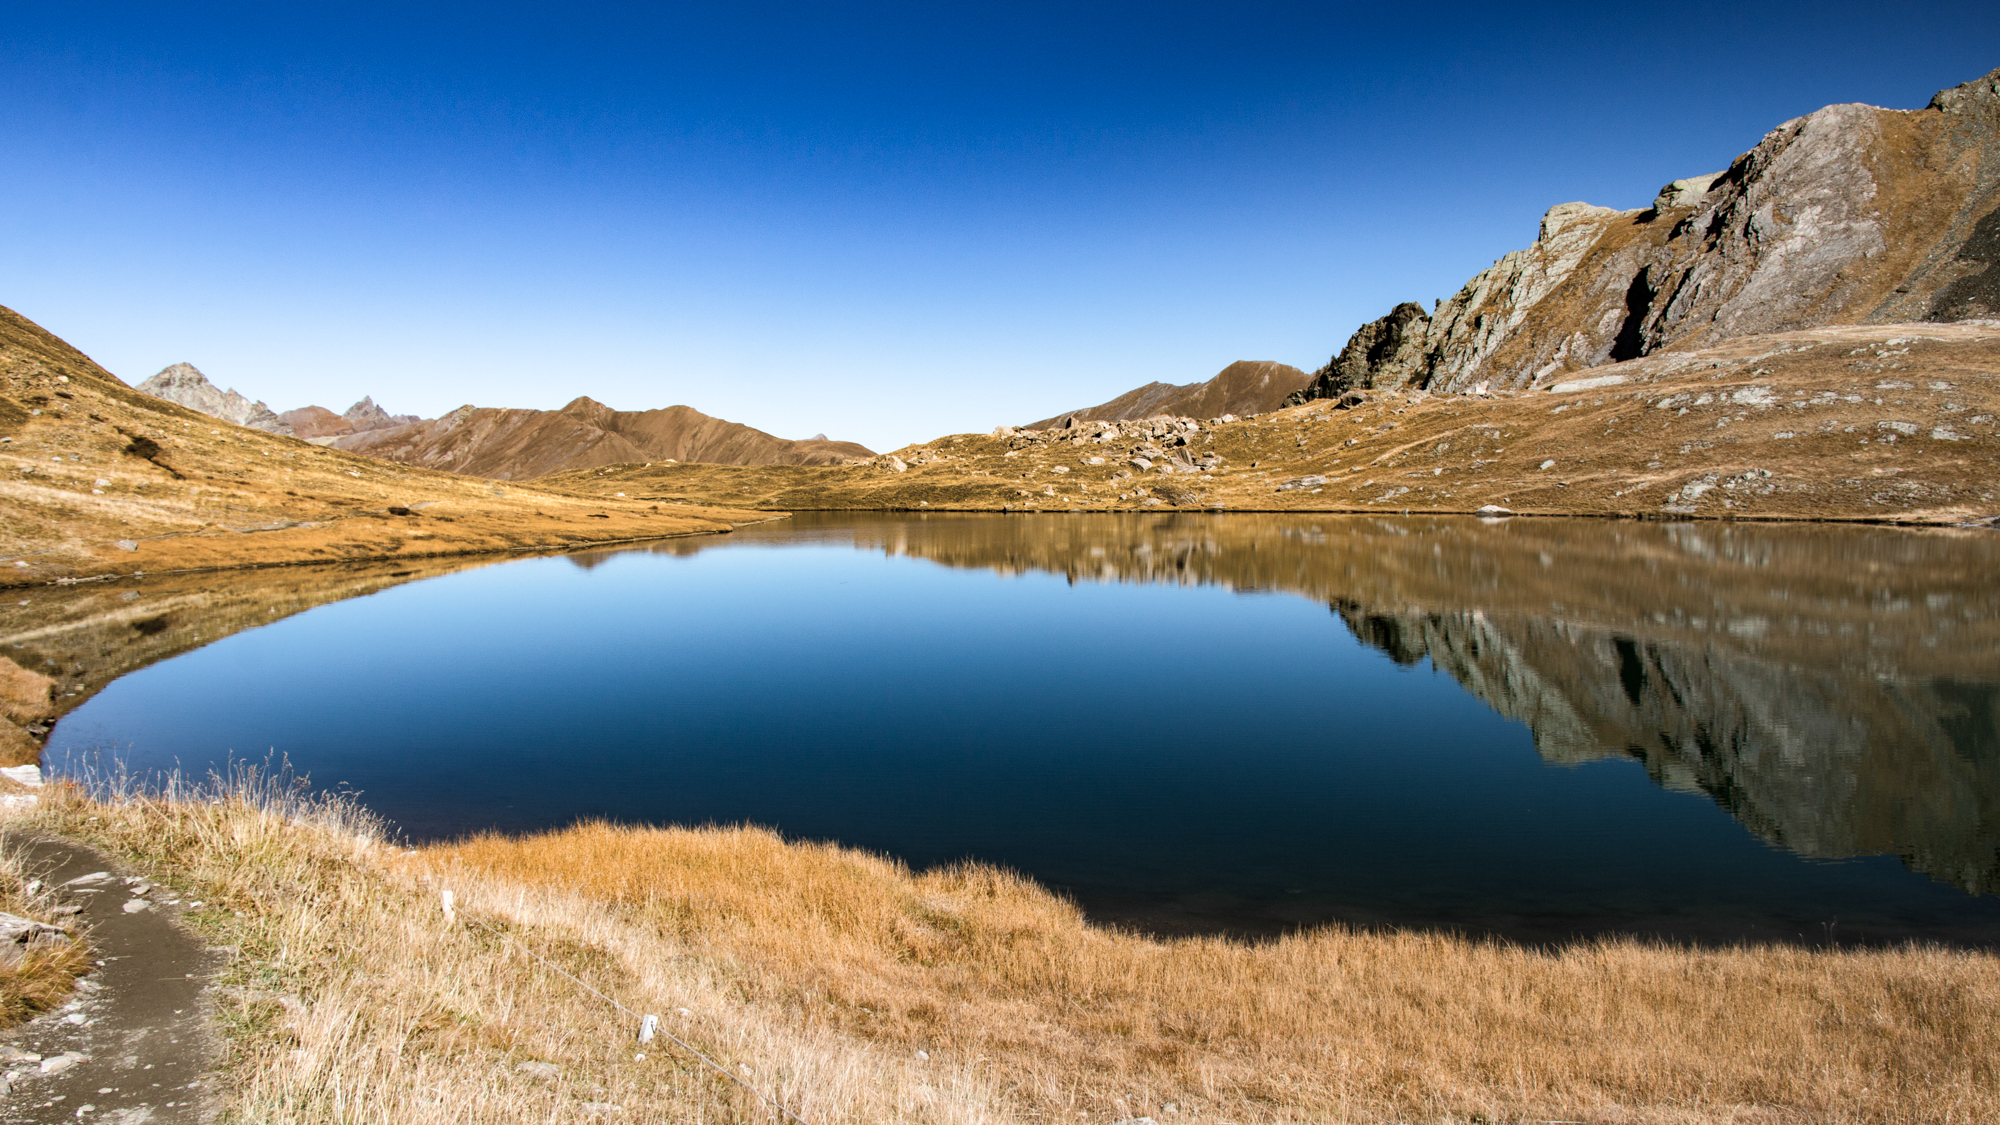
14,782,2000,1123
0,839,90,1026
436,821,2000,1125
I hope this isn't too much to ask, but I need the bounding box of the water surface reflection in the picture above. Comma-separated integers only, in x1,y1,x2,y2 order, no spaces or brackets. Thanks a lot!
22,513,2000,945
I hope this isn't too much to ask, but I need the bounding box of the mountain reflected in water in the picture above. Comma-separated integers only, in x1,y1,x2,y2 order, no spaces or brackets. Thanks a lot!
712,513,2000,898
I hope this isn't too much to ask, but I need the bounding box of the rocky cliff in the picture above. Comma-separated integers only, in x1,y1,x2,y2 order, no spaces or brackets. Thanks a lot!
1291,66,2000,404
330,396,876,480
1028,360,1311,429
135,363,291,434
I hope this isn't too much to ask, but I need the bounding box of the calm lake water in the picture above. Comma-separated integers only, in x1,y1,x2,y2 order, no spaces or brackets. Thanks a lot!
34,513,2000,945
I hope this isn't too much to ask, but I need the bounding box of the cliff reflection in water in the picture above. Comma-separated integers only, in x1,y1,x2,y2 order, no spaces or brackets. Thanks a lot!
726,513,2000,897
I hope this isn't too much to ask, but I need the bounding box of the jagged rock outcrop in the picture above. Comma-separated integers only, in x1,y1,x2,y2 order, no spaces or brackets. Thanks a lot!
331,396,874,479
1028,360,1310,429
1283,302,1432,404
135,363,291,434
1294,66,2000,402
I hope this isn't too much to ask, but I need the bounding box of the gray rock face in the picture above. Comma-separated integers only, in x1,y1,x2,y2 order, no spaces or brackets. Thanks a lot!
135,363,292,434
1295,66,2000,401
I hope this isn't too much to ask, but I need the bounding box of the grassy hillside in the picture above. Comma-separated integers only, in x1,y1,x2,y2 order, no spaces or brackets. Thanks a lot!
543,323,2000,525
0,303,767,589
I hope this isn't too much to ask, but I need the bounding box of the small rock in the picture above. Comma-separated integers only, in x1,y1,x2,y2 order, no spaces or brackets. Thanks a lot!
0,765,43,788
515,1061,561,1080
914,1050,929,1061
121,900,152,914
1538,459,1556,470
0,913,67,944
114,540,138,552
884,456,907,472
580,1103,624,1115
39,1052,86,1075
63,873,112,888
0,1046,40,1063
1477,504,1512,515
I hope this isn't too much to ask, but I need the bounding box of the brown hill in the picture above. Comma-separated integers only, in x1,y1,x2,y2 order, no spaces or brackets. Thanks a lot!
332,396,875,480
1290,66,2000,403
1027,360,1310,429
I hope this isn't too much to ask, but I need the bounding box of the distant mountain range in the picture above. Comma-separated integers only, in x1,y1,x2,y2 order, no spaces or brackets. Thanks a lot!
134,363,873,478
331,396,874,479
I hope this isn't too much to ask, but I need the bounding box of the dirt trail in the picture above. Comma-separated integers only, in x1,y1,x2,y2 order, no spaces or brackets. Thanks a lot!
1,834,215,1124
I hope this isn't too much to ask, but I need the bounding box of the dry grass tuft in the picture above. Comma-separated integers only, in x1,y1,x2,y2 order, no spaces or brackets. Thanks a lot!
0,840,91,1025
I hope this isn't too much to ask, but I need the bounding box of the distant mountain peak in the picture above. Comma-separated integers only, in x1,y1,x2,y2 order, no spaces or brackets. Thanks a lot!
341,395,420,432
136,363,291,435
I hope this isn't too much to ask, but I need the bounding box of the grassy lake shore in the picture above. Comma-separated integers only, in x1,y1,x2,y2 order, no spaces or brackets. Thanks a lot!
2,781,1995,1124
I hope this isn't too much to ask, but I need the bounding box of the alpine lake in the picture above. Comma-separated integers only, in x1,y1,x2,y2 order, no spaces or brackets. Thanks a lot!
17,512,2000,947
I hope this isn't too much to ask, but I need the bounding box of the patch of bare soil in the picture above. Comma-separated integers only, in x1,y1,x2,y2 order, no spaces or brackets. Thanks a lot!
545,323,2000,525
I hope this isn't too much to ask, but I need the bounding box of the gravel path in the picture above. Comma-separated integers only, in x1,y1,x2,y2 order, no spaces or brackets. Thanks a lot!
1,833,216,1124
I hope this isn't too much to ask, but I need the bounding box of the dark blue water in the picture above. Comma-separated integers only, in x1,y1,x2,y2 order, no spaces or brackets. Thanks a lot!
44,514,2000,944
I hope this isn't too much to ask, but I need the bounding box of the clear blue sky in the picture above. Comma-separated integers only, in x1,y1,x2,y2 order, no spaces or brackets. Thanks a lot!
4,3,1994,451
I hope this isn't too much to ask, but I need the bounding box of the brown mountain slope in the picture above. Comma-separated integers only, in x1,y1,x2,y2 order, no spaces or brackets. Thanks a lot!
333,396,874,480
1026,360,1310,428
0,304,760,585
1290,66,2000,404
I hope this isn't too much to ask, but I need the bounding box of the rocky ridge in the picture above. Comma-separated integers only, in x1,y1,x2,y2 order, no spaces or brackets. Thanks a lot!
1289,66,2000,405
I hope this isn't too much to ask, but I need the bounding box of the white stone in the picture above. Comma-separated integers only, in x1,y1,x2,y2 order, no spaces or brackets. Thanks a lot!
0,765,41,788
1547,373,1628,393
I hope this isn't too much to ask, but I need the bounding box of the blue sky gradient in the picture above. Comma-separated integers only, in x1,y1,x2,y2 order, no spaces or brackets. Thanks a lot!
4,3,1995,450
